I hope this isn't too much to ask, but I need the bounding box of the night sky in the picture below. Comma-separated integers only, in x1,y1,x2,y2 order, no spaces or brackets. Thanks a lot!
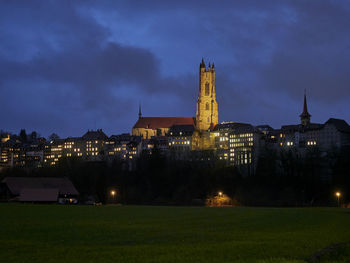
1,1,350,138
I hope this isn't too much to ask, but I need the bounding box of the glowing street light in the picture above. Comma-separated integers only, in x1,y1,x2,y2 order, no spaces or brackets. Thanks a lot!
110,190,116,197
335,192,341,207
218,191,223,197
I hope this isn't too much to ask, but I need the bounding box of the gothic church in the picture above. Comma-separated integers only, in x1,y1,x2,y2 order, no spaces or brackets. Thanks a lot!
132,59,219,149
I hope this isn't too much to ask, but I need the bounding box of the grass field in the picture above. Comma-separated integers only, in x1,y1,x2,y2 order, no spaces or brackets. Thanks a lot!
0,205,349,263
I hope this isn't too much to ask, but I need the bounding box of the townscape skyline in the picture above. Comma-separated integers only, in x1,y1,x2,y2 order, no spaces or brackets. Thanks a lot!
1,88,346,139
1,1,350,138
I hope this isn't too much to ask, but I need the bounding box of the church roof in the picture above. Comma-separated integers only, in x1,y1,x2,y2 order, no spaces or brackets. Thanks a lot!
133,117,196,129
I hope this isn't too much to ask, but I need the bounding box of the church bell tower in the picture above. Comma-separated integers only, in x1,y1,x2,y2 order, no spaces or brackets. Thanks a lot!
300,90,311,126
196,59,218,131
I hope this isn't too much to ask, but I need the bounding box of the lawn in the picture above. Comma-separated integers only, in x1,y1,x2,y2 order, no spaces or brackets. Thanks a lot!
0,205,349,263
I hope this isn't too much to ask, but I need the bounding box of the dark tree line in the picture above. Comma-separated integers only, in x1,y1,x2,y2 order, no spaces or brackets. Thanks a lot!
1,146,349,206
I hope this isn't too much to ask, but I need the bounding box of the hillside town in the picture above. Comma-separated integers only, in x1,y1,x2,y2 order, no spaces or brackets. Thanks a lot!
1,61,350,206
1,61,350,177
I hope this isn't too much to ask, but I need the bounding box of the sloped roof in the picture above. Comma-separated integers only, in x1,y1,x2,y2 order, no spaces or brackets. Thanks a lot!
1,177,79,196
82,129,108,141
256,125,274,131
325,118,350,133
213,122,251,131
19,188,59,202
281,123,323,132
133,117,196,129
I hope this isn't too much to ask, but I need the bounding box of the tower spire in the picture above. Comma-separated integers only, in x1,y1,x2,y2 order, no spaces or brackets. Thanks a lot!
138,103,142,119
300,89,311,126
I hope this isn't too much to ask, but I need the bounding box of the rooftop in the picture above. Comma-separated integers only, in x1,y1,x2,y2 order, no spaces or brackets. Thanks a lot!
133,117,196,129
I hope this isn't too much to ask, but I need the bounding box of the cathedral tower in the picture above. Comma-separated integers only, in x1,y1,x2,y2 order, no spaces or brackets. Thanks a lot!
196,59,219,131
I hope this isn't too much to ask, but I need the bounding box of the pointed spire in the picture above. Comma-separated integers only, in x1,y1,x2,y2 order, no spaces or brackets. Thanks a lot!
138,103,142,119
302,89,310,116
212,63,215,69
200,58,205,69
300,89,311,126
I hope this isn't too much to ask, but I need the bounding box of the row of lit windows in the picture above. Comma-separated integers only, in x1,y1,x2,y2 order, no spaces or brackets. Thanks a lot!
170,141,191,145
51,147,62,151
307,141,317,146
230,137,253,143
229,133,253,138
87,147,98,151
86,140,99,145
230,142,253,147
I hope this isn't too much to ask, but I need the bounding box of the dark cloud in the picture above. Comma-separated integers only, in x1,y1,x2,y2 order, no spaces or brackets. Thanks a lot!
1,0,350,136
260,1,350,102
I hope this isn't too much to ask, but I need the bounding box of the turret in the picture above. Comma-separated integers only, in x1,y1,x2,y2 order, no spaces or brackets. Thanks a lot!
200,58,206,72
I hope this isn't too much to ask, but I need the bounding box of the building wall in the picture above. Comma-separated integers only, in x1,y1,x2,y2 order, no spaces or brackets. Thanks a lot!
132,127,169,139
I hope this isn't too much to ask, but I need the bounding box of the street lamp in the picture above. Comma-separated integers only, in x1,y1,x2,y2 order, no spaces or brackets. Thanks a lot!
335,192,341,207
110,190,116,203
218,191,223,197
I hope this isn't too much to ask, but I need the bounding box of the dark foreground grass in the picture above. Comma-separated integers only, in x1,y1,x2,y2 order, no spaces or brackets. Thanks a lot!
0,205,349,263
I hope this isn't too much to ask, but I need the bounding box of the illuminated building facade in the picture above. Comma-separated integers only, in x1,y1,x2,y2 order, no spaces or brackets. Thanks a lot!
276,93,350,151
168,125,194,151
132,59,218,151
105,134,142,160
212,122,263,174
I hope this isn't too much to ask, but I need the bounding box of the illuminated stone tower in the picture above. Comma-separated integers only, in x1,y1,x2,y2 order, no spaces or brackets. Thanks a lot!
196,59,219,131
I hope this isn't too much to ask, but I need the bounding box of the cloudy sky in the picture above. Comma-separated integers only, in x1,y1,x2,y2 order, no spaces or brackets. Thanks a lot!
1,0,350,137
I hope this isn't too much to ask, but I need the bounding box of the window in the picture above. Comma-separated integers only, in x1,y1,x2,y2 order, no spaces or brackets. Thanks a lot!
205,103,209,110
205,83,209,96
